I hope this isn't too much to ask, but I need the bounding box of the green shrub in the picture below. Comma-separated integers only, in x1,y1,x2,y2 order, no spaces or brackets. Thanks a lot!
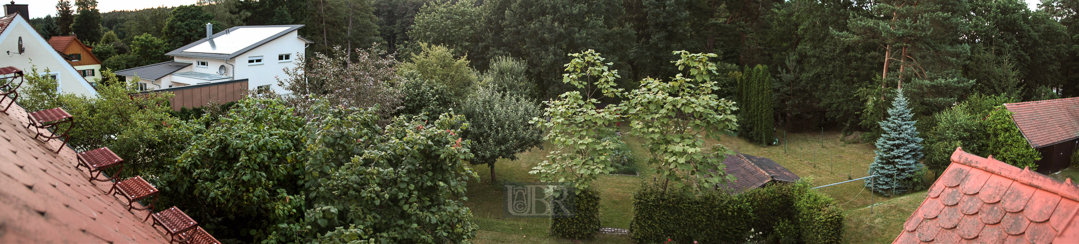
603,135,637,175
794,184,844,244
631,182,842,244
741,183,796,240
551,188,601,239
985,106,1040,170
630,183,752,243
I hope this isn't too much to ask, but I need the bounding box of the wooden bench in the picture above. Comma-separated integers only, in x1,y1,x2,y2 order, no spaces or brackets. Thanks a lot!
76,147,124,183
0,66,24,114
109,176,158,221
178,226,220,244
151,206,198,243
26,107,73,153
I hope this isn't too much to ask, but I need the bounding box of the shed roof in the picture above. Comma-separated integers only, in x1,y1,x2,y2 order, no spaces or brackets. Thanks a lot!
1003,97,1079,148
894,148,1079,243
0,96,171,242
115,61,191,81
165,25,304,60
720,153,799,193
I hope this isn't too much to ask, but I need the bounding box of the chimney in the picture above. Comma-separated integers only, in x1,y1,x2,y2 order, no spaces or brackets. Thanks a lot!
206,23,216,50
4,1,29,22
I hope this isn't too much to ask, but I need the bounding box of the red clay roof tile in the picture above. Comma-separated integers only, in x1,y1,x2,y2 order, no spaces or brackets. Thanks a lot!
895,147,1079,243
1004,97,1079,148
0,96,171,242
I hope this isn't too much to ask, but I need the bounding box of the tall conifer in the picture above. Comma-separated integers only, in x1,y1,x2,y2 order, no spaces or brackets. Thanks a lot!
867,89,924,196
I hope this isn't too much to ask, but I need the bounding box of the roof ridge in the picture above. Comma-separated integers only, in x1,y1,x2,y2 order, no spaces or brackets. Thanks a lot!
738,153,772,179
950,147,1079,201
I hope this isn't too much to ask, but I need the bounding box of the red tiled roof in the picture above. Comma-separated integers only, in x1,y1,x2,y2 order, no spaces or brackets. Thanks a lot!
895,148,1079,243
48,36,76,53
0,100,171,242
719,153,800,193
0,13,14,33
1003,97,1079,148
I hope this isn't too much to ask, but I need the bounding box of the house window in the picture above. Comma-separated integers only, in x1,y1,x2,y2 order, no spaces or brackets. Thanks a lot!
256,85,271,94
196,61,209,67
80,69,95,77
278,54,291,62
69,54,81,61
248,56,264,65
138,82,148,91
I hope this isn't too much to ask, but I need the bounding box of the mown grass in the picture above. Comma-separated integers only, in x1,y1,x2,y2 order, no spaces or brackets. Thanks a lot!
1049,167,1079,185
466,128,919,243
843,190,928,243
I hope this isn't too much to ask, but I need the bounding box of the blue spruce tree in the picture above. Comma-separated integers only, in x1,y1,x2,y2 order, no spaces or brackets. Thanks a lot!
867,89,924,196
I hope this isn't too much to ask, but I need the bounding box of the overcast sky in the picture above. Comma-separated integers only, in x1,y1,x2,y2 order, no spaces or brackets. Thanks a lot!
23,0,1047,20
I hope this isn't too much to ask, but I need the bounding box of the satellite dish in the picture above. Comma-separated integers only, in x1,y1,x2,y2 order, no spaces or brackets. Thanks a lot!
18,37,24,54
218,65,227,75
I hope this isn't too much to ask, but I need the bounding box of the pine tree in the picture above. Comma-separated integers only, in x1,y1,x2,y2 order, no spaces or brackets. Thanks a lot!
71,0,102,44
56,0,74,35
867,89,924,196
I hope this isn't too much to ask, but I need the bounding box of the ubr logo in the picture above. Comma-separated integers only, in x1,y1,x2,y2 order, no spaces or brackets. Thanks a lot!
503,182,575,218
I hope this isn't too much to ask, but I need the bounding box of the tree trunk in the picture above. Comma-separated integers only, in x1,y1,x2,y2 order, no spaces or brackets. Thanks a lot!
898,44,908,89
489,163,497,183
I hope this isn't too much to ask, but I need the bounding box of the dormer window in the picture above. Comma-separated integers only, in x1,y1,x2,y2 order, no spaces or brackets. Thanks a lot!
196,61,208,67
69,54,81,61
278,54,291,62
248,56,263,65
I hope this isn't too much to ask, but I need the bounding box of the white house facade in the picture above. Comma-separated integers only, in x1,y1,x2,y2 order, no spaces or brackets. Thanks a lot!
0,13,98,97
118,24,310,94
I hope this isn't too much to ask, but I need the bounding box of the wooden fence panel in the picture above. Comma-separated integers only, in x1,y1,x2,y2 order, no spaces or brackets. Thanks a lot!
137,79,249,111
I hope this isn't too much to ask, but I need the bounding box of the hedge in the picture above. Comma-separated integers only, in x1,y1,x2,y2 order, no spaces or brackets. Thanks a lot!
551,188,601,239
631,182,844,244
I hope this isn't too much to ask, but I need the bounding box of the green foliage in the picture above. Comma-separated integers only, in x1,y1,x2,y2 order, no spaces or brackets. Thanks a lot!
163,98,305,242
460,85,544,182
966,46,1022,97
740,183,797,242
629,183,754,243
91,42,117,62
550,188,601,240
604,135,637,175
480,56,534,97
278,45,402,119
103,54,142,71
625,51,739,191
72,0,102,44
867,89,924,196
162,5,217,49
130,33,172,65
925,93,1018,171
304,0,381,56
984,106,1041,170
407,0,484,60
530,50,623,190
794,184,844,244
398,43,478,103
56,0,74,35
298,101,479,243
270,6,294,25
32,15,60,40
736,64,774,145
395,78,452,120
373,0,426,54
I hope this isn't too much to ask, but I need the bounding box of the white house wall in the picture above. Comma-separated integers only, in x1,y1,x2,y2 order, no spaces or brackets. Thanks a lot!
0,15,97,97
74,64,101,82
230,30,305,94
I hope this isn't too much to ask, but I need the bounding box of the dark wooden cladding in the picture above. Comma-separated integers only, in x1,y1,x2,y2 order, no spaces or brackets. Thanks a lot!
136,79,248,111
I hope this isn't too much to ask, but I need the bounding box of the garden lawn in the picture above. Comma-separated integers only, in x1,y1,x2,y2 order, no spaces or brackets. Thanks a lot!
844,190,928,243
467,129,919,243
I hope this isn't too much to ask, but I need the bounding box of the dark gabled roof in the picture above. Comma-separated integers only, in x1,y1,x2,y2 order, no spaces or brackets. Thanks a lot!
895,148,1079,243
115,61,191,81
165,25,304,60
719,153,800,193
1003,97,1079,148
0,96,171,242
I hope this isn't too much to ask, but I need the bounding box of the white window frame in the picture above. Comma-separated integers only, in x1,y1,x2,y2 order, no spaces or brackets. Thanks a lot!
41,72,60,93
196,61,209,68
278,53,291,62
248,56,264,65
138,82,148,91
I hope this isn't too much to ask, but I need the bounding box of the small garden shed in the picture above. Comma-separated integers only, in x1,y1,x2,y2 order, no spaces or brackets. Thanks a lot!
719,152,800,193
1004,97,1079,173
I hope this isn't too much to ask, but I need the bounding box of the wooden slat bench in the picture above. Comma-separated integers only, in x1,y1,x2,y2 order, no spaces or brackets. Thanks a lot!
109,176,158,221
26,107,73,153
178,226,220,244
76,147,124,183
151,206,198,243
